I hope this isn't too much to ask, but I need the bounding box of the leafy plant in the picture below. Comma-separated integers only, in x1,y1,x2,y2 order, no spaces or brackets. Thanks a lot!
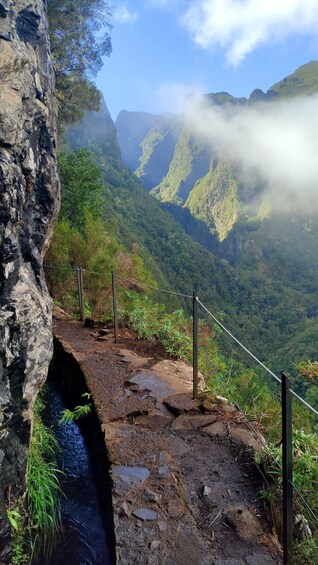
257,428,318,564
59,393,92,423
122,292,192,360
47,0,112,126
26,398,63,561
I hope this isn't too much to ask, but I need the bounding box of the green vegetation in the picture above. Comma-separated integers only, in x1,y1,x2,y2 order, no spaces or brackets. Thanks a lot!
47,0,112,126
151,127,211,204
135,129,164,180
9,396,62,563
258,429,318,564
27,402,62,561
121,291,192,360
45,150,155,318
46,143,318,565
58,150,104,231
268,61,318,98
186,158,241,240
59,393,92,424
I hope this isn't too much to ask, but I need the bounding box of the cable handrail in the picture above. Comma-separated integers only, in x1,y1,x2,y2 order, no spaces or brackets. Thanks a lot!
196,297,281,383
44,262,318,417
196,297,318,418
46,260,318,557
115,273,192,299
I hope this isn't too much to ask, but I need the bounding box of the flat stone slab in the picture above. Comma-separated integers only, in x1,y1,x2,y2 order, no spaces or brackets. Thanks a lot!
112,465,150,487
134,414,172,431
202,421,227,437
167,435,190,458
229,427,260,451
171,413,218,432
133,508,158,521
152,359,204,388
103,423,135,442
118,349,151,368
163,393,202,414
125,366,195,414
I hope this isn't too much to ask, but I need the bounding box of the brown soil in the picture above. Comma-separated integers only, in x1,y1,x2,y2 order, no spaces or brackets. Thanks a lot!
52,309,282,565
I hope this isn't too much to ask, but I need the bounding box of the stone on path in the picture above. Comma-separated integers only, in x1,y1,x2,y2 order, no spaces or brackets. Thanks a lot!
225,504,263,543
229,427,260,451
202,421,227,438
112,465,150,487
118,349,151,368
133,508,158,521
163,392,202,414
171,413,218,431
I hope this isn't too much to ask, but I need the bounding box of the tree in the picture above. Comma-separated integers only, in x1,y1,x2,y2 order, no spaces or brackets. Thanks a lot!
58,150,104,230
47,0,112,125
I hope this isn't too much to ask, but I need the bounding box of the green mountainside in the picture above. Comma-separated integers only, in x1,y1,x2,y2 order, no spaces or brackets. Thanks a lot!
64,94,121,160
268,60,318,98
112,62,318,373
62,90,318,373
151,127,212,204
115,110,180,189
117,61,318,241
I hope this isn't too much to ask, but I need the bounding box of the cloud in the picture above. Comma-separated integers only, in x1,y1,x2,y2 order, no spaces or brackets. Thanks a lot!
181,0,318,65
113,6,138,23
184,94,318,212
153,81,206,113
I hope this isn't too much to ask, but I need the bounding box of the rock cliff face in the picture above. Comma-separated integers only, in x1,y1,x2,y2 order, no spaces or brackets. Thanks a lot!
0,0,59,560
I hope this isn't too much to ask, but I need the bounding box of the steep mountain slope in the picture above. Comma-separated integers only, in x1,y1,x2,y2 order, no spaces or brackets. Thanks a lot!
115,110,180,189
63,94,318,372
112,63,318,370
65,95,121,159
268,60,318,98
64,97,237,314
117,61,318,240
151,127,212,204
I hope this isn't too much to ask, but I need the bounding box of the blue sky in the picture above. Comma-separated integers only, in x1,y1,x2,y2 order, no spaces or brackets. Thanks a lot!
96,0,318,120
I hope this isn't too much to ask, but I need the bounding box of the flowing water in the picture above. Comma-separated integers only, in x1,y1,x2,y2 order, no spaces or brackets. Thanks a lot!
45,383,114,565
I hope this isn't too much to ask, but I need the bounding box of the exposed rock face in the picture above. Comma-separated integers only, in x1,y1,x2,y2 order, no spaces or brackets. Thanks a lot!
0,0,59,560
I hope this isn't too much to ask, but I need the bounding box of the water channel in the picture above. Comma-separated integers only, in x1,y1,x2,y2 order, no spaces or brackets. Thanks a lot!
43,342,115,565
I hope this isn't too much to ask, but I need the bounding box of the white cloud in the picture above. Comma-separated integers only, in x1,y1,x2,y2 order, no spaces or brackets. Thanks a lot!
153,81,206,113
113,6,138,23
184,94,318,212
181,0,318,65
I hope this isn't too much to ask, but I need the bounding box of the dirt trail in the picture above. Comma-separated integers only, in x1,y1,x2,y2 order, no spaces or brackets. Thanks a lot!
52,309,282,565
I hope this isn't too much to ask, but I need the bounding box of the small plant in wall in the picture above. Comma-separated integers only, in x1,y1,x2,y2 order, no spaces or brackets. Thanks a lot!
59,393,92,424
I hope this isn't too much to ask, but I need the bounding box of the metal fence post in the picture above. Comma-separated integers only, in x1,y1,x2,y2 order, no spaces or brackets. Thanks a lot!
112,271,118,343
193,291,199,400
75,267,84,322
79,267,85,322
281,372,293,565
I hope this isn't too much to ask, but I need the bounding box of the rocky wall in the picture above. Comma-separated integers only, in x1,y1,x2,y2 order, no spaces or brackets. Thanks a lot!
0,0,59,560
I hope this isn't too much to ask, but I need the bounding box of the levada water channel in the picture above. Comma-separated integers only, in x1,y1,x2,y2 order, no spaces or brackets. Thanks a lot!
40,339,116,564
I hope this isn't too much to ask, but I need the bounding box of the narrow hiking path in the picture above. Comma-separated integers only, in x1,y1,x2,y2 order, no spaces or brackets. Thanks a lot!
52,308,282,565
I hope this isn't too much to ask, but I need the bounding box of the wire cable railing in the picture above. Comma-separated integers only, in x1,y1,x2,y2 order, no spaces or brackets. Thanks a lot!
115,273,192,298
196,298,318,418
46,262,318,563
